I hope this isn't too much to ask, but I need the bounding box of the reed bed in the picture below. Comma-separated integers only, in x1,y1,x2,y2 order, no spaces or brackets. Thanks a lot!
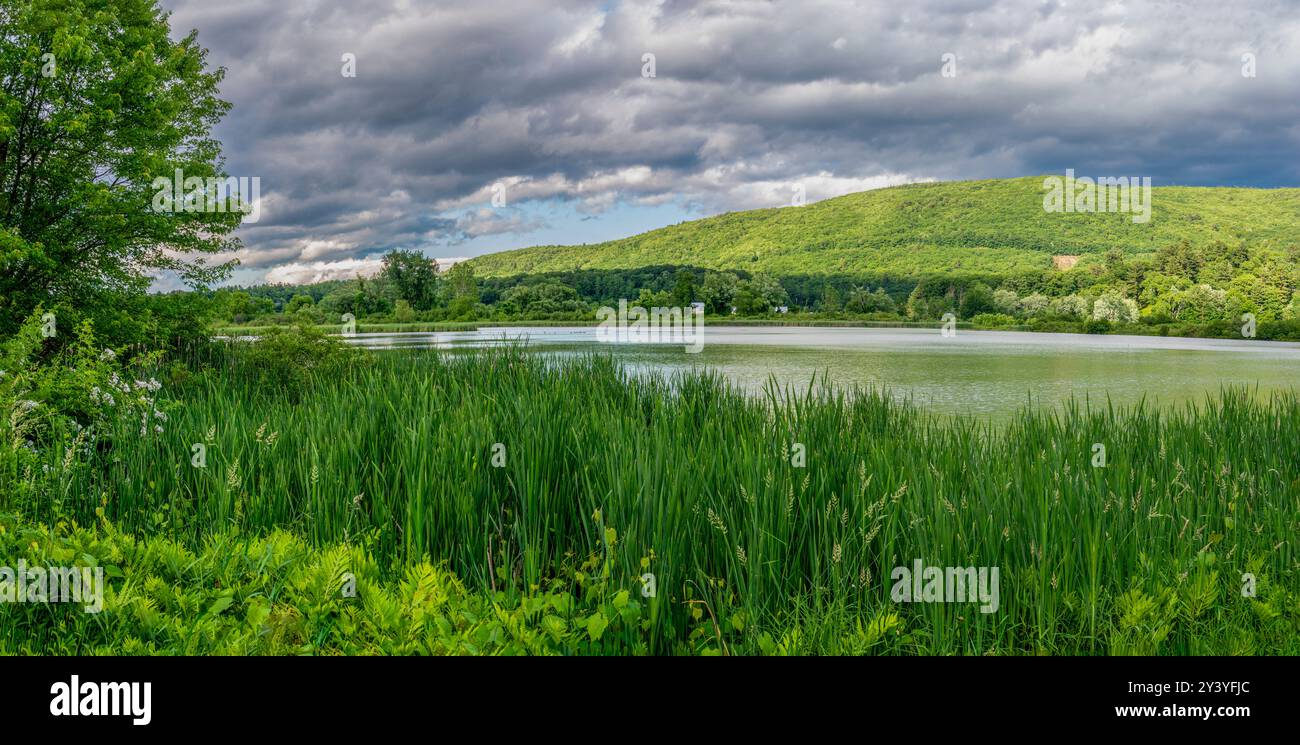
11,348,1298,654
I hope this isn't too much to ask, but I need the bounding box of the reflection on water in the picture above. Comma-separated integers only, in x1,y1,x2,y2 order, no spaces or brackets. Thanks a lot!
341,326,1300,420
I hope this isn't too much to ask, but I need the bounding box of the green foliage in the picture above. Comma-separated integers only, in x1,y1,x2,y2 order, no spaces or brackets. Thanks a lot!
444,262,480,318
286,294,315,313
469,178,1300,282
971,312,1017,328
1051,294,1091,320
210,290,275,325
499,281,588,318
1019,293,1050,317
446,177,1299,331
0,0,241,338
733,273,787,314
699,271,740,314
224,325,366,396
959,282,997,318
819,284,843,312
5,337,1297,655
671,269,697,305
1091,291,1140,324
393,299,415,324
381,251,441,311
0,510,654,655
844,287,896,314
0,312,171,513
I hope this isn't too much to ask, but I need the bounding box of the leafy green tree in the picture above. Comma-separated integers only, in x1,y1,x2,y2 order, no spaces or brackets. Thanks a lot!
1050,294,1090,319
1197,259,1235,287
1282,292,1300,321
971,312,1016,328
444,262,479,318
699,272,740,314
732,284,764,314
1226,273,1290,320
1155,240,1202,279
286,294,315,313
380,250,441,310
1103,248,1126,271
844,287,895,314
905,285,929,319
992,288,1021,317
1248,257,1296,293
732,274,787,314
346,278,393,317
671,270,697,306
499,282,586,317
1214,239,1250,267
635,288,673,308
1019,293,1050,318
959,282,996,318
1158,284,1232,323
819,284,842,312
393,299,415,323
0,0,241,338
1139,273,1191,306
211,289,273,323
1091,291,1139,324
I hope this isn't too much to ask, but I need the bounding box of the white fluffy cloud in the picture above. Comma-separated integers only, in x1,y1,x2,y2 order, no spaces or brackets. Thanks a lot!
262,259,385,285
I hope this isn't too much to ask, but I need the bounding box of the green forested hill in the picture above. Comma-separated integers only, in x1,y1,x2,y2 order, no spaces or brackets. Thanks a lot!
469,177,1300,278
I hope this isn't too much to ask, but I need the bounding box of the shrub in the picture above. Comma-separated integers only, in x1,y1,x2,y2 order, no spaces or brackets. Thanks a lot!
1092,291,1139,324
227,324,366,394
971,312,1017,328
1050,294,1091,320
992,289,1021,316
1019,293,1050,318
1,313,169,445
393,299,415,323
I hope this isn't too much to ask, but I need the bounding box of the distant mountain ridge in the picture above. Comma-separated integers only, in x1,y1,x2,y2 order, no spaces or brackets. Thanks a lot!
468,176,1300,279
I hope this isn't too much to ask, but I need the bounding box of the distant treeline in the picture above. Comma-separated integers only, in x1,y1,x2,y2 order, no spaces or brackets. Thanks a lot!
192,237,1300,344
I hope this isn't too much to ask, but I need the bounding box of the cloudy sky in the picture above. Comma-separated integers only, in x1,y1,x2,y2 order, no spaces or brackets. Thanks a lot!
157,0,1300,287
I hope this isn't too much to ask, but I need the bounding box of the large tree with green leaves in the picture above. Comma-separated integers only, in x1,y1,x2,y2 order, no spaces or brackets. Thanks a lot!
0,0,240,336
380,250,441,311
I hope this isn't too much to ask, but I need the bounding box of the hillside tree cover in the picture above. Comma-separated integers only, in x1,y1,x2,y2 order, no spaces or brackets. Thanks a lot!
468,177,1299,283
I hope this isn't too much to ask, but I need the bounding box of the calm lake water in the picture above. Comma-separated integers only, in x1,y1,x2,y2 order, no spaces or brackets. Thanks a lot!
342,326,1300,420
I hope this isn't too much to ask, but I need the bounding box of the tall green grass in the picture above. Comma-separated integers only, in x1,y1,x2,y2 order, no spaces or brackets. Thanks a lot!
9,348,1299,654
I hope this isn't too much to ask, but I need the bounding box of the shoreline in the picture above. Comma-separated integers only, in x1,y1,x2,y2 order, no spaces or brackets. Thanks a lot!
213,317,1300,345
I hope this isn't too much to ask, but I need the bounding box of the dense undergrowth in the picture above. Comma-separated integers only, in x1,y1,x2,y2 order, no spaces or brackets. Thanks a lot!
2,322,1297,654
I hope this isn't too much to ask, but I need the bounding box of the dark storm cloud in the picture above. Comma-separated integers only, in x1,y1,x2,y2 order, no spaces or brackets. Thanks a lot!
159,0,1300,283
